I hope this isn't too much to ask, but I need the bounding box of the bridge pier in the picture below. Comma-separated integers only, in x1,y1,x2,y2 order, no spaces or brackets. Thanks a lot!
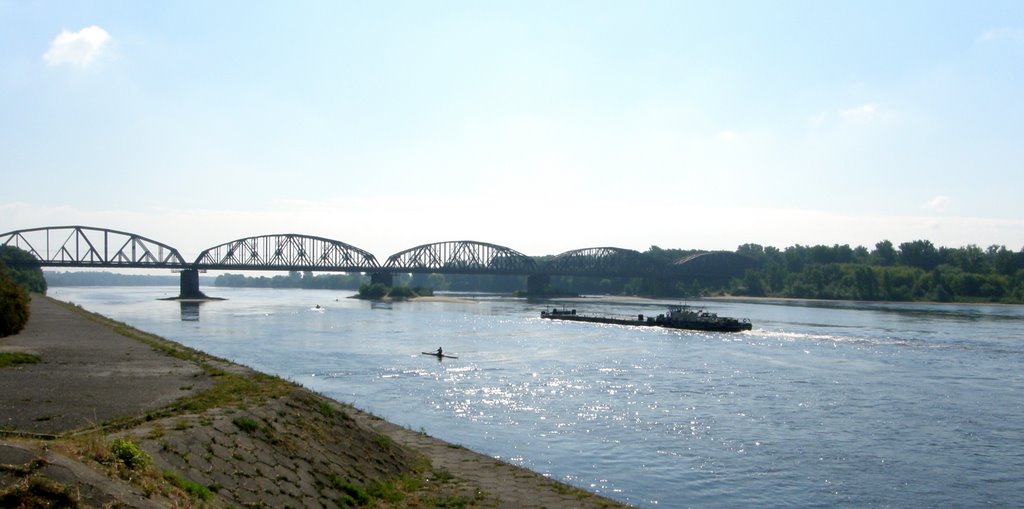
370,272,393,287
178,268,207,299
527,274,550,295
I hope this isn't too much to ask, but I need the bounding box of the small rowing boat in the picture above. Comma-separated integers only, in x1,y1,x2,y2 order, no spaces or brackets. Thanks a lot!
421,351,458,359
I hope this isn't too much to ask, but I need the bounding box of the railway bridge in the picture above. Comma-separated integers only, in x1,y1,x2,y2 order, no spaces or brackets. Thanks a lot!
1,226,755,298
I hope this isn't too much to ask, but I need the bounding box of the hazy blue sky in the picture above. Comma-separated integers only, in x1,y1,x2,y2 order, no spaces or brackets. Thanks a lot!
2,1,1023,259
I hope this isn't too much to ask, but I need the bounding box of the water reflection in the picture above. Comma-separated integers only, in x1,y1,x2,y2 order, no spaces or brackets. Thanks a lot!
179,301,202,321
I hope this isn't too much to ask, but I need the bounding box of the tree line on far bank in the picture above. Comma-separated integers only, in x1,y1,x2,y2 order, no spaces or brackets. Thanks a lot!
214,271,366,290
728,240,1024,303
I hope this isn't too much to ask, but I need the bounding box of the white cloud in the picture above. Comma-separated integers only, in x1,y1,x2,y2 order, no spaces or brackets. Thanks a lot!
923,195,951,212
43,25,111,68
810,102,892,128
838,103,879,122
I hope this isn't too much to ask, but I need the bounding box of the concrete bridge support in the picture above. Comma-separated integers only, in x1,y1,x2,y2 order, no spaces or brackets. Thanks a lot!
178,268,207,299
370,272,393,287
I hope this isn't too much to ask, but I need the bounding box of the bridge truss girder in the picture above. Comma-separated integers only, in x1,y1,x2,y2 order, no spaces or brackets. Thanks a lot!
544,247,664,278
384,240,538,275
0,226,187,268
193,234,380,272
672,251,758,280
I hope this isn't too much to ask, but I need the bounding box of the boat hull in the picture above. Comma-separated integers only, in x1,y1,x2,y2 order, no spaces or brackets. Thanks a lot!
422,352,458,359
540,310,752,333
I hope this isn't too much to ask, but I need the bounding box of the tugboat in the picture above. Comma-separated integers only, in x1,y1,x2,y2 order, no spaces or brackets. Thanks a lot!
541,304,752,332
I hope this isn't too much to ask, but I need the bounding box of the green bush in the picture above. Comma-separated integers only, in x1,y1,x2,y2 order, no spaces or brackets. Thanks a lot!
357,283,389,300
387,285,416,299
110,438,151,470
0,263,30,337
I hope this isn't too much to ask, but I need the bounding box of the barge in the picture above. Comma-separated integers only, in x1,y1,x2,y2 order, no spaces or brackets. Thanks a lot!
541,304,752,332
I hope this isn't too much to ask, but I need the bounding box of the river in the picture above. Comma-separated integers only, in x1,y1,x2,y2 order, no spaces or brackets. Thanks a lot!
47,286,1024,508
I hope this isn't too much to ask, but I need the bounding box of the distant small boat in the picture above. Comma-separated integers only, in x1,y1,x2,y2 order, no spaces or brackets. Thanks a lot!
422,351,458,359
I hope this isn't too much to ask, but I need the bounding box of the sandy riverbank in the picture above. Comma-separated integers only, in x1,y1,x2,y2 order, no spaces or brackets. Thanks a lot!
0,295,631,508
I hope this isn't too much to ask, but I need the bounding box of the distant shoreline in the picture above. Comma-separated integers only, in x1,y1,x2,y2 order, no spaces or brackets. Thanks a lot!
704,294,1024,307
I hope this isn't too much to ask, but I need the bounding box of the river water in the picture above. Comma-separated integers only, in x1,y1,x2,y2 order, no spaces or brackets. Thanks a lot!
47,286,1024,508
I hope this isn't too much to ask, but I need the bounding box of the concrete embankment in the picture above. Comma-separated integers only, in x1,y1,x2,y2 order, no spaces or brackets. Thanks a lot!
0,295,631,508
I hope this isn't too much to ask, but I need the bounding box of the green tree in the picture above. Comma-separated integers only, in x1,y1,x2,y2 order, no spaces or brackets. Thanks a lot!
0,262,30,337
879,265,923,300
944,244,991,274
736,268,766,296
988,245,1019,276
898,240,941,270
1011,270,1024,301
736,243,765,259
872,240,897,266
849,265,880,300
0,246,47,294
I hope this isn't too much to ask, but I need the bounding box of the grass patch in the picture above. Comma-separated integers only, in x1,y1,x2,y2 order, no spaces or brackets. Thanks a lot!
0,477,80,507
162,471,212,501
423,494,475,508
232,416,259,433
0,352,40,367
432,468,454,483
318,401,336,417
373,434,395,450
366,479,404,503
328,474,411,507
174,368,293,415
329,474,371,507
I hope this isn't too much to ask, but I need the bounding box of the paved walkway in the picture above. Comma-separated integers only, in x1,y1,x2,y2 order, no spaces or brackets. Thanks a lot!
0,296,211,436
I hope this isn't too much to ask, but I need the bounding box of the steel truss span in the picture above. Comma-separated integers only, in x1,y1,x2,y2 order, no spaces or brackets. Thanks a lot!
193,234,380,272
545,247,664,278
672,251,758,278
2,225,758,281
0,226,187,268
384,240,537,274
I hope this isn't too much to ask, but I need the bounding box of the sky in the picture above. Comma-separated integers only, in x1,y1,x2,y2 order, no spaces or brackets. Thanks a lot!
2,1,1023,261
